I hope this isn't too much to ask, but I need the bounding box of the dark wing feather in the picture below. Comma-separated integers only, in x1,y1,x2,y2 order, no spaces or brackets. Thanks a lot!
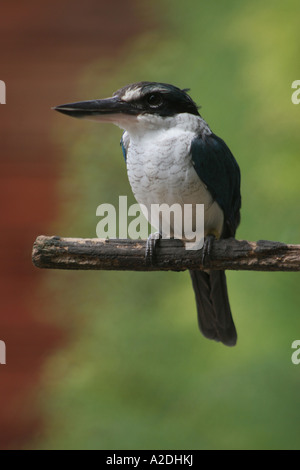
190,132,240,345
191,133,241,237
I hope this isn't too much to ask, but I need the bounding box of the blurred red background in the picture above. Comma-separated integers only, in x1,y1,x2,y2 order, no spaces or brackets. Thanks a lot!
0,0,149,449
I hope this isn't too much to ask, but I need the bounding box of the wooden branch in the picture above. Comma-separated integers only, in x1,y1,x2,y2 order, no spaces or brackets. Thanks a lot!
32,236,300,272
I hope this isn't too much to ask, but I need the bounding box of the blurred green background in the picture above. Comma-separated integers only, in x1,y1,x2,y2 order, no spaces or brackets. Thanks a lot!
36,0,300,449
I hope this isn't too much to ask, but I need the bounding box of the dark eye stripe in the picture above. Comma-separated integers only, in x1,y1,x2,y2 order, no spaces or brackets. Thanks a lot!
146,93,163,108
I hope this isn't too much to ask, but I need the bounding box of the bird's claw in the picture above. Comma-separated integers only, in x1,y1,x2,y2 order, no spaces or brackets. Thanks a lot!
202,234,216,267
145,232,161,265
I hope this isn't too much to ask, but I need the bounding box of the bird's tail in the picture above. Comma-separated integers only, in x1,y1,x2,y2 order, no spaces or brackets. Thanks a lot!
189,270,237,346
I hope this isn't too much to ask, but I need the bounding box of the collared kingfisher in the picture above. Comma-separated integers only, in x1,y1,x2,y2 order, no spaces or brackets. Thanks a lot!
54,82,241,346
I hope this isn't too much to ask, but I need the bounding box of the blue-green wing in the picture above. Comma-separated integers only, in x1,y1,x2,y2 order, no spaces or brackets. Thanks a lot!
120,131,130,163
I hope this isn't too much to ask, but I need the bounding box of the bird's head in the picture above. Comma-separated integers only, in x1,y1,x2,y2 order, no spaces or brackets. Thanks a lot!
54,82,200,133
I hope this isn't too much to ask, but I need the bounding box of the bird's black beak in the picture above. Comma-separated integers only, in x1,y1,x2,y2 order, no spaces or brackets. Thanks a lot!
53,97,138,123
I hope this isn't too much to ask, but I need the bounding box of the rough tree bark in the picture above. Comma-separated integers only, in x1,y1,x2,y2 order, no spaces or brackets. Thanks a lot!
32,236,300,272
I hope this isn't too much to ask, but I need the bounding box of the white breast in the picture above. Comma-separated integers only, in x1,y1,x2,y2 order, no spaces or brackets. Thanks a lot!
124,113,224,238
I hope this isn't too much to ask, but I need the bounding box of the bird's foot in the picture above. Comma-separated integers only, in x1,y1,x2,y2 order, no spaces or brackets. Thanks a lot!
145,232,161,265
202,234,216,267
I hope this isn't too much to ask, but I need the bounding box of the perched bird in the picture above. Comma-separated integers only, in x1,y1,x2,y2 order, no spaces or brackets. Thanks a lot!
54,81,241,346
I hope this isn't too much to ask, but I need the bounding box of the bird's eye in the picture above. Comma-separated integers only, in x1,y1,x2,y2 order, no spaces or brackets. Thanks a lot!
146,93,163,108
